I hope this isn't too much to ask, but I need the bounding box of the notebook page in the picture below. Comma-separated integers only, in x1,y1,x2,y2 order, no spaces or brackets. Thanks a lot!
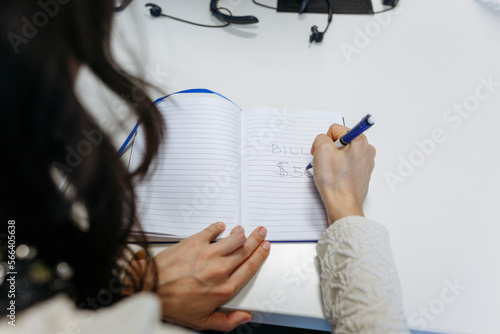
129,96,241,238
241,108,343,241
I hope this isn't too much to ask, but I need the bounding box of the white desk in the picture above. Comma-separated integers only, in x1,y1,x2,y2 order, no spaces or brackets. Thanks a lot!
77,1,500,333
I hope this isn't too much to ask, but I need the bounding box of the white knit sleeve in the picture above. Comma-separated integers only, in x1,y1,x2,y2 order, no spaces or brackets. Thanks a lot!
316,216,409,334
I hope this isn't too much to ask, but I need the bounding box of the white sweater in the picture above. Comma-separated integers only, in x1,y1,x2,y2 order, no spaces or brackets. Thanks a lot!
0,217,408,333
316,216,409,334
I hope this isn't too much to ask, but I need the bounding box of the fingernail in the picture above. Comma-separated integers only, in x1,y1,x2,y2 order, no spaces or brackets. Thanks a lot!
237,225,244,232
259,226,267,237
240,318,251,325
262,241,271,251
217,221,225,229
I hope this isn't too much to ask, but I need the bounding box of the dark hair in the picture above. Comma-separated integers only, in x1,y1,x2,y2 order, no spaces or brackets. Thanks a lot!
0,0,163,310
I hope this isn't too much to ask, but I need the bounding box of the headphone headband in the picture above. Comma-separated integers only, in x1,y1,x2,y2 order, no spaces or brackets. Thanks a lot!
210,0,259,25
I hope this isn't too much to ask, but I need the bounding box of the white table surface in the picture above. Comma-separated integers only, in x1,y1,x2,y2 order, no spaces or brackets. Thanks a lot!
76,1,500,333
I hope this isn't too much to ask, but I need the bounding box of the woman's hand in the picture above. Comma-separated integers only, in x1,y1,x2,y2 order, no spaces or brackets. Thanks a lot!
152,222,270,331
311,123,376,225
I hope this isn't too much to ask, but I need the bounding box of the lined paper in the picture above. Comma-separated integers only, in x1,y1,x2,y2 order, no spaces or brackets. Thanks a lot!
241,108,344,241
130,95,343,241
129,96,242,238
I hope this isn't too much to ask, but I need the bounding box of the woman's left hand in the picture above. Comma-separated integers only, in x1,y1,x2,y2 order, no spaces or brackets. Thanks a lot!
151,222,270,331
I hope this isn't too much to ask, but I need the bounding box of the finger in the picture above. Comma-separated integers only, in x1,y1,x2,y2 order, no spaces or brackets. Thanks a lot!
225,226,267,267
201,310,252,332
370,144,376,159
370,160,375,173
351,133,369,146
311,124,349,155
350,136,376,163
192,221,226,242
211,225,247,255
311,134,336,169
230,225,244,235
311,134,334,156
326,123,351,142
227,240,271,291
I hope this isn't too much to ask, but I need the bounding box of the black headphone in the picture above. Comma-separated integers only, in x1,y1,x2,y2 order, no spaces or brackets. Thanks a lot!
210,0,258,24
299,0,333,43
145,1,258,27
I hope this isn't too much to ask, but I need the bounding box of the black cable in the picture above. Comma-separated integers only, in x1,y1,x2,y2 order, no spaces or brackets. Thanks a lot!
146,4,232,28
323,17,332,34
252,0,277,10
159,14,229,28
323,0,333,33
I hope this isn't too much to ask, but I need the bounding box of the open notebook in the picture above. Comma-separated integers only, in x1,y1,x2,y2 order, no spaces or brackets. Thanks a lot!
129,90,344,241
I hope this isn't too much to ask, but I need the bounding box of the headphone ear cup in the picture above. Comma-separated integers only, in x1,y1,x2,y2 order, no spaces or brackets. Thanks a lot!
314,32,324,43
151,5,162,17
309,25,324,43
146,3,162,17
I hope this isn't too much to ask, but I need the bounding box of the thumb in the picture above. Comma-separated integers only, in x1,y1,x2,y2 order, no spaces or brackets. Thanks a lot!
326,123,350,141
311,134,334,157
202,310,252,332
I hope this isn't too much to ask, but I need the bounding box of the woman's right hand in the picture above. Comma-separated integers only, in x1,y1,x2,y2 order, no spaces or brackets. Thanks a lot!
311,124,376,225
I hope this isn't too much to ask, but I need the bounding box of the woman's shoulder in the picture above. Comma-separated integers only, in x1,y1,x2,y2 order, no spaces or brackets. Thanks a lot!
0,292,197,334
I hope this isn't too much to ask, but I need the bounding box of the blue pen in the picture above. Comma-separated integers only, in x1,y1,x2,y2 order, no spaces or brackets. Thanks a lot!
306,114,375,170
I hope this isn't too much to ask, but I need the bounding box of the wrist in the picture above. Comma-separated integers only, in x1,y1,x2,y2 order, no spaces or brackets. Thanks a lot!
123,259,156,294
321,190,364,225
327,205,364,225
